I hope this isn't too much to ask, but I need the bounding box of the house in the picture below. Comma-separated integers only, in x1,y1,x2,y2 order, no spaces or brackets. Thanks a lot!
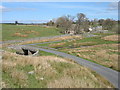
65,25,103,34
92,26,103,31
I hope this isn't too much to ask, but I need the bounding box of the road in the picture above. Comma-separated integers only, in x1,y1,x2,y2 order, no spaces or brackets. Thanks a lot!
1,34,119,88
0,34,70,44
21,44,119,88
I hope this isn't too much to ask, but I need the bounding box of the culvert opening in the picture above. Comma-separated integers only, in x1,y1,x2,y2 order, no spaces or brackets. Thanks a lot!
16,47,39,56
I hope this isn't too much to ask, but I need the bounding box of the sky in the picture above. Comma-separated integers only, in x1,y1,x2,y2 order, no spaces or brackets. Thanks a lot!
0,2,118,23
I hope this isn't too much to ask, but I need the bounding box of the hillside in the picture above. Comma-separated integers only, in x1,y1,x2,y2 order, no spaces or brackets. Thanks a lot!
2,51,113,88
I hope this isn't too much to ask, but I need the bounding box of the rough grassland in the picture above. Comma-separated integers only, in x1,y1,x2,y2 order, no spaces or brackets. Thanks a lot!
2,51,113,88
36,34,119,71
21,35,82,45
102,35,119,41
65,44,119,71
2,24,62,41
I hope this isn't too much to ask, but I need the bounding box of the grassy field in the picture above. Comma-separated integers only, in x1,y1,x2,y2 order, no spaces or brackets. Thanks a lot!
36,34,119,71
2,24,62,41
2,51,114,88
1,24,119,88
14,35,82,46
37,36,117,48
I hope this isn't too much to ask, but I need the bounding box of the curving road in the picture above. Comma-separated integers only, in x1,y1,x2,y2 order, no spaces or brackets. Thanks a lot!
0,34,70,44
1,34,119,88
22,44,119,88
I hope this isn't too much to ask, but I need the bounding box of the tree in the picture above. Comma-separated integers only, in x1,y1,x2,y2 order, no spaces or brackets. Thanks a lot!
83,18,90,32
15,21,18,25
55,15,74,34
98,19,104,26
102,18,115,30
91,19,99,31
47,20,54,26
75,13,89,34
111,21,118,33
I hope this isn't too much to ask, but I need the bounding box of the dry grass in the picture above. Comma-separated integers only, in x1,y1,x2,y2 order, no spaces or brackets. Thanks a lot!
49,42,66,47
102,35,119,41
49,41,97,48
73,42,97,47
0,44,2,49
48,66,112,88
13,32,28,37
10,70,28,87
2,51,114,88
2,35,82,48
12,30,39,38
1,43,13,48
19,35,82,45
24,30,39,35
1,82,8,88
66,44,119,70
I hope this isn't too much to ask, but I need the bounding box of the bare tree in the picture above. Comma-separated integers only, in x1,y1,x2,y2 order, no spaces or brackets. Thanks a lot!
98,19,104,26
55,15,74,34
102,18,115,30
75,13,89,34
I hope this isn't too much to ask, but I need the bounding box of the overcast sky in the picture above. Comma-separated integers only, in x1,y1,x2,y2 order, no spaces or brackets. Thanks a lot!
1,2,118,23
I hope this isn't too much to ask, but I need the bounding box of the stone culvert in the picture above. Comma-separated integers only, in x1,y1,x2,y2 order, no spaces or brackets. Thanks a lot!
9,45,39,56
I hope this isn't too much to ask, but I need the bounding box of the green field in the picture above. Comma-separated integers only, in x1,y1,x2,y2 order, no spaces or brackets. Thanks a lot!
2,24,118,88
2,24,62,41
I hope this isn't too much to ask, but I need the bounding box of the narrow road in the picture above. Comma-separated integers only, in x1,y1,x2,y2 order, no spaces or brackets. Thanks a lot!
1,34,119,88
23,44,119,88
0,34,70,44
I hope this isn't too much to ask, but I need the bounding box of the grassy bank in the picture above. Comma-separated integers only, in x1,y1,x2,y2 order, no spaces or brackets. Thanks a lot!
2,51,114,88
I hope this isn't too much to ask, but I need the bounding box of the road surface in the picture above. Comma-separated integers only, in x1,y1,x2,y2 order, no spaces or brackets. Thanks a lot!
1,34,119,88
22,44,119,88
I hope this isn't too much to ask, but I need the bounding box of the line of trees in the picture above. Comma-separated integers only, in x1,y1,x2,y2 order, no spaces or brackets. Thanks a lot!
47,13,118,34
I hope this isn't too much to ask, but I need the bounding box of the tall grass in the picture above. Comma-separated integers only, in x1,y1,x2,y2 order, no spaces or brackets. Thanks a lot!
2,51,114,88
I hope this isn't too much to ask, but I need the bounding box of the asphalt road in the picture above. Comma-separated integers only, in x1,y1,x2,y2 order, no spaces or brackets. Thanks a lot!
0,34,70,44
1,34,119,88
23,44,119,88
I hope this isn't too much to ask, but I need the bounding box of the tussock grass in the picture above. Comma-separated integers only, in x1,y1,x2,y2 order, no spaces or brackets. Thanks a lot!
0,44,2,49
13,32,28,37
19,35,82,45
2,51,114,88
2,24,62,41
12,30,39,38
49,42,66,48
66,44,119,71
47,35,118,71
10,70,28,87
102,35,119,41
24,30,38,35
43,36,117,50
